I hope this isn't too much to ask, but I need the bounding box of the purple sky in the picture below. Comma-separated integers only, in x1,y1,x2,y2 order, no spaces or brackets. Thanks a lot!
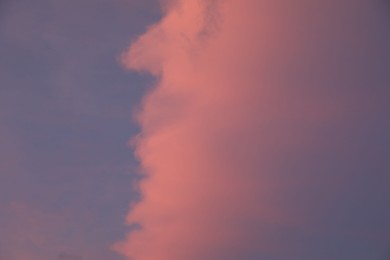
0,0,159,259
1,1,390,260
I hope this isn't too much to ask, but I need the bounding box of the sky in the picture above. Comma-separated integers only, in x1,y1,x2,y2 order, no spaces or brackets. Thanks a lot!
1,0,390,260
0,0,159,259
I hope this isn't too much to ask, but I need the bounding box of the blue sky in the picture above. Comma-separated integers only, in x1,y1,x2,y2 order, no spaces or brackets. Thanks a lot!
0,0,159,259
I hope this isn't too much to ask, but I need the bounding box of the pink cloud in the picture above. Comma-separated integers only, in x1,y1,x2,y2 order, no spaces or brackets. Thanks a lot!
115,1,390,259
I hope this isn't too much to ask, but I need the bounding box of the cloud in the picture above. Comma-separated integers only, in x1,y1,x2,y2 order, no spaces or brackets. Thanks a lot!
115,0,390,259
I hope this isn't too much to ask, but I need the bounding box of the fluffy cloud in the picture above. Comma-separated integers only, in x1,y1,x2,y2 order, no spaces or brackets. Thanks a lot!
116,1,390,259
